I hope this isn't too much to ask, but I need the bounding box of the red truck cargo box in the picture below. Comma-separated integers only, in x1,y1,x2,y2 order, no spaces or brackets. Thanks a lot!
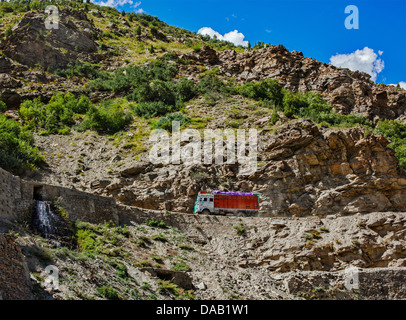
214,192,259,210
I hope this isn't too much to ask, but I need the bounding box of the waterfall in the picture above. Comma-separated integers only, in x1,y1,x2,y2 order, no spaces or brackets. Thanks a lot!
32,201,60,239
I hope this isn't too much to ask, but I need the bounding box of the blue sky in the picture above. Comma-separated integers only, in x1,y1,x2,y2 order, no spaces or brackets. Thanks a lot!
95,0,406,86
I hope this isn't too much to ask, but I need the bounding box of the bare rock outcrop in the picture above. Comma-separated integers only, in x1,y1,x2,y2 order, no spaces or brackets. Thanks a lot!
1,8,101,71
184,45,406,122
44,120,406,217
256,120,406,216
0,234,34,300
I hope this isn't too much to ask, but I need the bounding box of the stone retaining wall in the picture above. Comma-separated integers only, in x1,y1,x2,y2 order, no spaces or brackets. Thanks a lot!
0,167,119,228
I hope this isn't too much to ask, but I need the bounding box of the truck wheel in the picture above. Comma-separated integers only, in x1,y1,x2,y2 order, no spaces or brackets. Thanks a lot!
236,212,246,217
202,209,211,215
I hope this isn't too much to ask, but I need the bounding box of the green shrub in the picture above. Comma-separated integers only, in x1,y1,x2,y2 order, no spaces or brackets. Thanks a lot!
97,286,121,300
73,221,129,258
375,119,406,140
197,74,228,95
19,93,93,135
5,26,13,38
110,260,128,278
154,113,191,131
0,115,44,173
77,100,133,135
146,60,177,81
157,280,179,296
145,220,167,229
141,282,152,290
133,260,153,268
282,91,320,117
132,101,174,117
149,80,176,105
90,66,147,93
179,244,195,251
281,91,372,128
175,78,197,102
161,52,179,62
128,80,176,105
233,224,245,236
0,98,6,113
111,225,131,237
172,262,191,272
54,61,104,80
152,234,168,242
270,110,280,125
75,229,98,253
375,119,406,170
129,78,196,110
239,79,283,107
315,112,372,127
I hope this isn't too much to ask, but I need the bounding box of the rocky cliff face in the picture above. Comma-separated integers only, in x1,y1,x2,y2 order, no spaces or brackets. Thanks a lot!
0,234,33,300
257,120,406,216
0,8,103,107
29,119,406,217
118,120,406,216
182,46,406,122
1,8,100,70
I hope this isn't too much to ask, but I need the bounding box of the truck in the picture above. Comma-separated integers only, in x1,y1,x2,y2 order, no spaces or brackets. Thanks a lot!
194,191,260,217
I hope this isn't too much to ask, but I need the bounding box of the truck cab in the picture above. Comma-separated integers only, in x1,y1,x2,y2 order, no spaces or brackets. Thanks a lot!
194,192,214,214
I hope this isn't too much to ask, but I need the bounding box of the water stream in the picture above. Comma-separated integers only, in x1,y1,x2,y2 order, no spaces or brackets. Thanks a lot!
32,201,61,239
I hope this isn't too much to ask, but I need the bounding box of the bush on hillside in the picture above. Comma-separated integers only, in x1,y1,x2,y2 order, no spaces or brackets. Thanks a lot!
19,93,92,135
239,79,284,107
0,97,6,113
154,112,191,131
132,101,174,117
0,115,44,173
175,78,197,102
90,61,178,94
197,74,228,95
54,61,104,80
375,120,406,170
76,100,133,135
128,77,197,109
281,91,371,128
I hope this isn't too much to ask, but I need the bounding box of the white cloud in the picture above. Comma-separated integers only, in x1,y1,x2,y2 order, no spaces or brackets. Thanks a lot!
198,27,249,47
91,0,145,12
329,47,384,82
91,0,134,8
390,81,406,89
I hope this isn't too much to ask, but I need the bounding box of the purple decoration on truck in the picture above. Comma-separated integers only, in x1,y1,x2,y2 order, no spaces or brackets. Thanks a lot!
212,190,259,196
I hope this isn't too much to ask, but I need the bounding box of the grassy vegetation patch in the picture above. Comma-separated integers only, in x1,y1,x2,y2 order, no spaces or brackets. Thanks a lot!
0,114,45,173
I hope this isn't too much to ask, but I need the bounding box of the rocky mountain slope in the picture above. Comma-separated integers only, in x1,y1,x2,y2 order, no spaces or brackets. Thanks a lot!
182,45,406,122
1,1,406,300
30,119,406,217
